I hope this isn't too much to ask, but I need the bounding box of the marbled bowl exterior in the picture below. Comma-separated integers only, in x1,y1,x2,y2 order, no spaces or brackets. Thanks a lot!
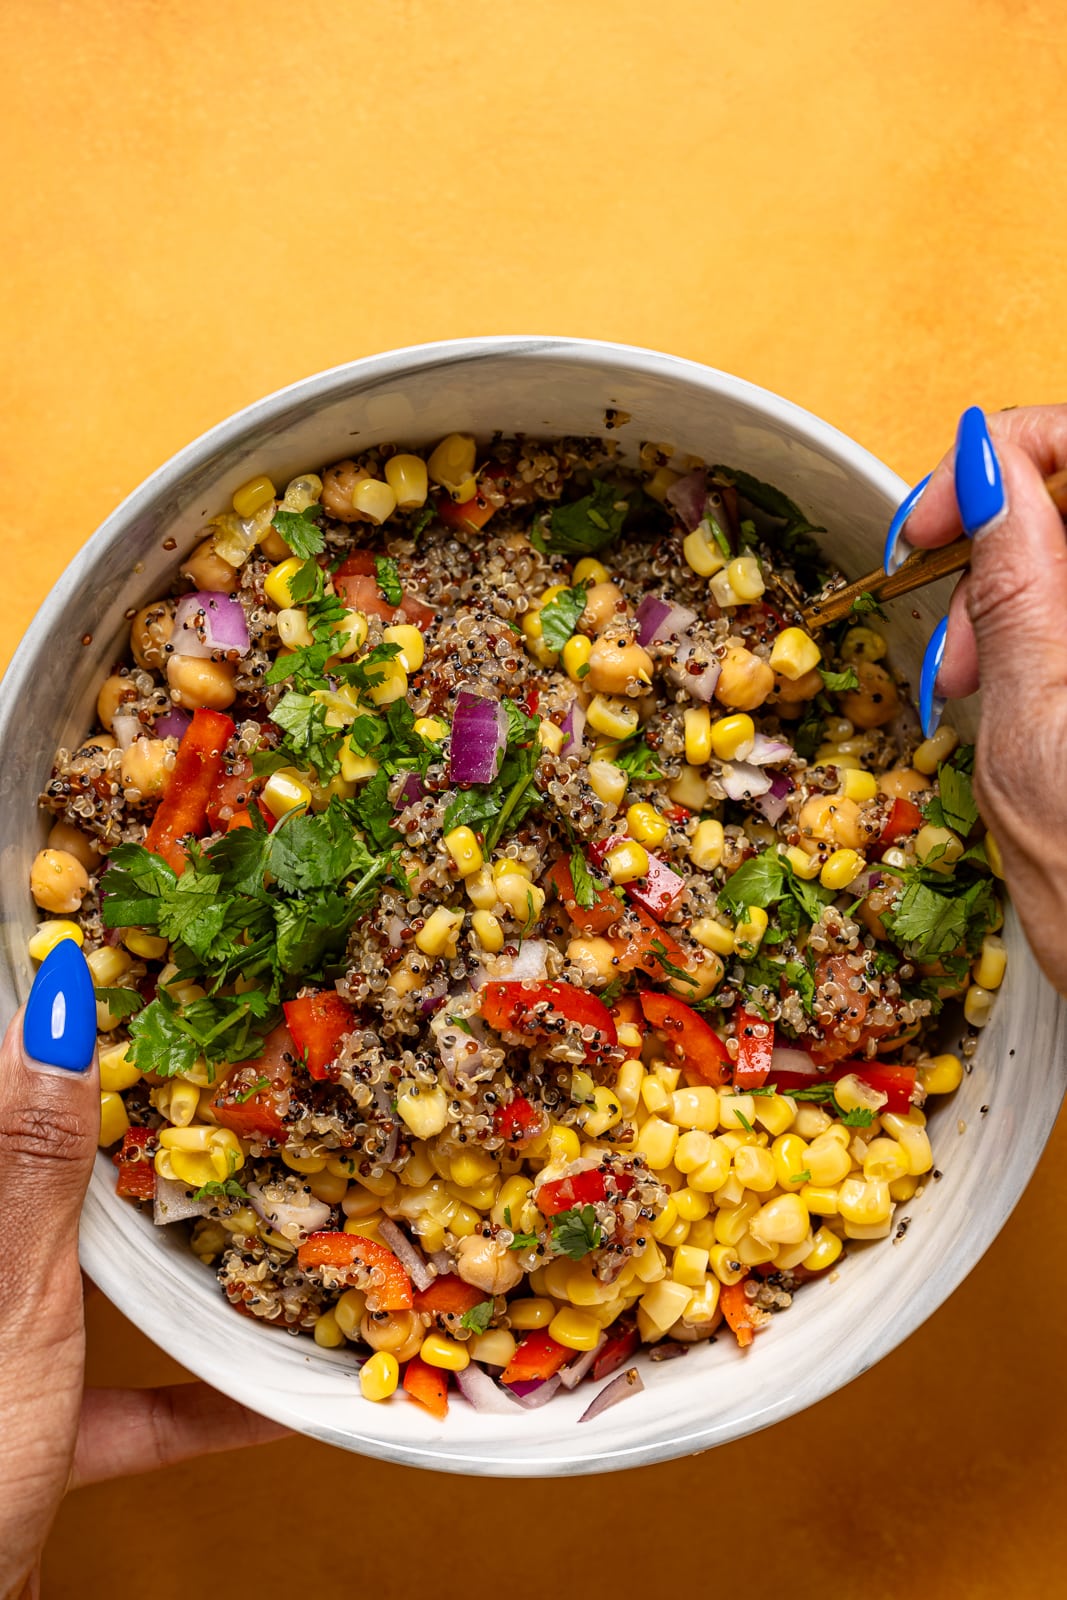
2,338,1062,1474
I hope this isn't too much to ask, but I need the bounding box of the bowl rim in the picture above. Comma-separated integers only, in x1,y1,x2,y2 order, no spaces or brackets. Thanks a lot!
7,335,1063,1473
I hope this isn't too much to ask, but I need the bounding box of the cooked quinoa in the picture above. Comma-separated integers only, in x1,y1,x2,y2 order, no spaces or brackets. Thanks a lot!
30,432,1006,1417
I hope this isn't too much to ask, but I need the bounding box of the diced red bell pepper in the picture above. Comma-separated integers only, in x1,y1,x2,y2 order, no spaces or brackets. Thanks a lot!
205,756,257,829
435,487,498,534
282,991,357,1081
768,1059,917,1115
591,836,686,919
413,1275,488,1318
721,1279,760,1349
494,1095,546,1145
501,1329,572,1386
880,796,924,845
403,1354,450,1420
733,1008,775,1090
224,798,274,833
536,1168,607,1217
592,1324,641,1381
480,981,618,1062
610,906,690,980
113,1126,157,1201
639,991,732,1085
206,1022,293,1143
524,687,540,716
297,1232,413,1311
144,708,236,873
543,856,622,935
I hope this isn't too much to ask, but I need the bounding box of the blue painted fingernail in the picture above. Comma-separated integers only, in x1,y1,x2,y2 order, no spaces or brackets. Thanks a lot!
23,939,97,1074
883,472,933,575
954,406,1005,536
919,616,949,739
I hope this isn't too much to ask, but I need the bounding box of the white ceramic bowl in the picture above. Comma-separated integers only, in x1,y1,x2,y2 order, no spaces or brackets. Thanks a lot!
3,338,1064,1475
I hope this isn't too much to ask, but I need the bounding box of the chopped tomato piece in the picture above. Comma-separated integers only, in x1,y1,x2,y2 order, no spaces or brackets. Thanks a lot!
610,906,689,980
721,1279,760,1348
536,1169,607,1217
333,553,437,632
113,1126,157,1201
403,1354,450,1419
591,836,686,919
494,1095,546,1144
206,1022,293,1143
733,1008,775,1090
297,1232,413,1311
543,856,622,935
413,1275,488,1318
501,1329,572,1385
592,1324,641,1381
144,708,235,873
435,487,498,534
880,796,924,845
205,756,257,829
639,991,732,1085
282,992,357,1081
480,981,618,1062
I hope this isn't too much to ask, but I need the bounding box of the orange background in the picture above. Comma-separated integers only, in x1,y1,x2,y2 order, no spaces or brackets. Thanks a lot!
2,1,1064,1594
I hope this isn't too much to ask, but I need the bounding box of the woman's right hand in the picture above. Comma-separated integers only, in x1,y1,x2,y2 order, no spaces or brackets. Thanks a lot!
888,404,1067,995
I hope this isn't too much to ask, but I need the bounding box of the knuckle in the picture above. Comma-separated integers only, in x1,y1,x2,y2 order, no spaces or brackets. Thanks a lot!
0,1103,90,1170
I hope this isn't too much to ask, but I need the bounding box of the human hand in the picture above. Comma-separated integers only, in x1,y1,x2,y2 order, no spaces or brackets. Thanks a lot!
883,403,1067,996
0,941,287,1600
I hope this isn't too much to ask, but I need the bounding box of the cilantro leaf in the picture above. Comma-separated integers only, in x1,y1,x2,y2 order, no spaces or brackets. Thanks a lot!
784,959,816,1016
193,1178,250,1201
504,1206,540,1251
836,1106,875,1128
819,666,860,693
933,760,978,837
717,852,787,915
884,878,967,961
126,987,275,1080
650,940,698,988
235,1075,270,1103
614,738,664,780
155,868,228,961
271,506,325,560
569,848,598,910
783,862,835,921
409,505,434,542
538,479,631,556
268,800,378,893
851,591,887,618
352,770,404,850
539,583,588,652
93,986,144,1022
551,1204,602,1260
100,843,177,929
460,1300,494,1335
375,556,403,607
503,699,540,745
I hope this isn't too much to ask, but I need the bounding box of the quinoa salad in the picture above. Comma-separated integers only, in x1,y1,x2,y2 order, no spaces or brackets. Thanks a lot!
30,432,1007,1421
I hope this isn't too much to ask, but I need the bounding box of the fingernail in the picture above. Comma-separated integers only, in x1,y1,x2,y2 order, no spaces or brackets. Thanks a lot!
919,616,949,739
23,940,97,1075
954,406,1005,536
883,472,933,575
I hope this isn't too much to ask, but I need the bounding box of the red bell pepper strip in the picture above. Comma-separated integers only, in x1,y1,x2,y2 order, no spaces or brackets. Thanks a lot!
206,1021,294,1144
297,1232,413,1312
609,906,690,980
592,1324,641,1381
113,1126,157,1201
480,981,618,1061
494,1095,546,1145
610,994,647,1038
205,756,257,829
412,1275,488,1318
543,856,622,935
639,991,732,1085
501,1329,572,1386
536,1168,607,1217
591,836,686,919
733,1008,775,1090
403,1354,450,1420
768,1060,917,1114
282,992,357,1081
144,708,235,873
880,796,924,845
721,1280,760,1349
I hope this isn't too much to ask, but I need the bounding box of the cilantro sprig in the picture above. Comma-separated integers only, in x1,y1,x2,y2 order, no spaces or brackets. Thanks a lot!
539,583,588,652
551,1204,602,1260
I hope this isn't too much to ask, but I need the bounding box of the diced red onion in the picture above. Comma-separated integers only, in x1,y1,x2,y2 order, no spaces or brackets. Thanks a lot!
635,594,698,646
754,789,789,825
472,939,548,991
771,1046,819,1078
509,1375,563,1409
748,733,794,766
720,762,773,801
449,692,508,785
378,1218,435,1291
393,773,425,812
578,1367,645,1422
665,469,708,531
429,1250,454,1275
153,1178,215,1226
173,591,251,658
155,708,192,740
561,699,586,756
648,1340,690,1362
559,1334,607,1389
246,1181,332,1239
669,641,720,701
454,1363,522,1413
111,713,141,752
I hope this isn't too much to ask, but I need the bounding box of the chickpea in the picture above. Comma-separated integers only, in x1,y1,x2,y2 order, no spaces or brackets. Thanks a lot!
771,666,824,706
30,848,91,914
714,646,775,711
839,661,900,730
585,635,654,696
567,936,619,986
320,459,370,522
580,582,625,634
130,603,175,670
670,949,724,1001
96,673,131,733
77,734,117,757
167,654,237,711
797,794,863,852
359,1310,424,1362
878,766,929,800
47,820,102,872
454,1231,524,1295
856,887,894,941
120,738,172,799
181,538,240,593
259,525,291,561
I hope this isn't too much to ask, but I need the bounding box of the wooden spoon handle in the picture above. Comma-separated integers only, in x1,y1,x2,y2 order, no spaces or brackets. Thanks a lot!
802,466,1067,632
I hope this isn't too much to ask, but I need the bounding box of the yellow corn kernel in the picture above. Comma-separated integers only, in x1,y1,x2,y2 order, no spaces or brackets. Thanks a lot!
913,722,959,775
583,1085,624,1138
427,432,477,496
890,1173,920,1203
710,713,755,762
123,928,168,960
538,584,568,608
561,633,592,684
277,473,322,515
716,1093,754,1133
443,825,484,878
750,1192,810,1245
626,801,669,847
98,1091,130,1147
339,741,379,784
837,1177,892,1227
547,1306,601,1352
674,1130,715,1173
262,768,311,819
820,848,866,891
263,556,305,609
707,1243,746,1285
769,627,822,681
791,1104,832,1141
496,875,545,921
614,1058,645,1116
605,840,649,884
674,1187,711,1222
384,453,429,509
645,464,680,502
382,624,425,675
690,917,735,958
282,1149,327,1174
276,606,314,650
544,1123,581,1167
672,1244,711,1288
351,477,397,525
639,1076,669,1116
636,1115,679,1170
159,1080,200,1128
800,1184,840,1216
587,694,641,742
973,934,1007,991
414,715,448,742
863,1136,910,1183
447,1147,495,1189
638,1277,693,1334
562,558,607,590
985,831,1004,879
86,945,131,988
467,1330,516,1368
308,1166,349,1206
803,1225,843,1273
779,847,818,884
396,1082,449,1140
534,721,563,756
841,768,878,803
915,824,964,876
733,906,768,960
918,1053,964,1096
449,1202,481,1238
735,1145,777,1194
666,765,708,813
414,906,464,958
881,1110,934,1175
965,983,997,1027
726,554,765,601
99,1043,140,1093
714,1196,760,1247
683,526,726,578
232,474,276,519
28,919,84,961
330,609,369,659
586,759,628,807
313,1309,346,1349
805,1133,852,1186
470,910,503,953
655,1064,681,1092
736,1230,778,1267
689,819,725,872
492,858,532,882
462,867,497,911
360,1350,400,1400
508,1297,555,1330
753,1094,796,1137
681,706,712,768
362,656,408,707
